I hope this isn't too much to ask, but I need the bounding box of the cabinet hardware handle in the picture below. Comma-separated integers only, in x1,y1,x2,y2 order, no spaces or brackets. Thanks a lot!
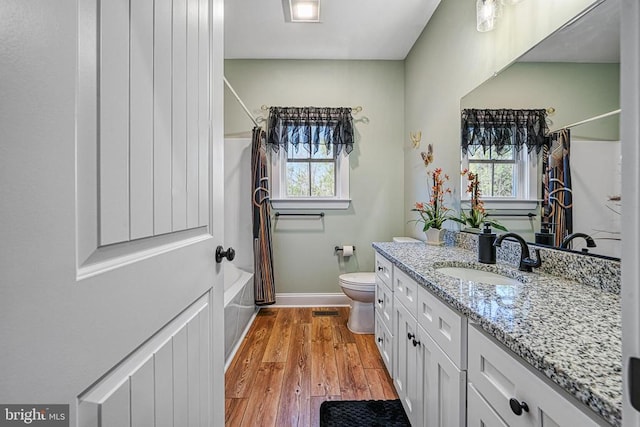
509,398,529,416
377,337,383,343
407,333,415,340
412,339,420,347
377,266,384,271
378,299,383,304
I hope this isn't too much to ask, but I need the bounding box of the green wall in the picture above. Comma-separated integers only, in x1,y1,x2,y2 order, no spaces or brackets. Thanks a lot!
462,62,620,141
224,60,405,293
403,0,598,238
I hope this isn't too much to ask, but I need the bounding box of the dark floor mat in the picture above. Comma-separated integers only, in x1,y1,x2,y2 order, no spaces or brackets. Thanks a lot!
319,399,411,427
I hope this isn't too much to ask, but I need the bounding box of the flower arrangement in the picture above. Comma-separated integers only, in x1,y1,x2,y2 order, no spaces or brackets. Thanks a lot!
411,168,453,231
451,168,507,231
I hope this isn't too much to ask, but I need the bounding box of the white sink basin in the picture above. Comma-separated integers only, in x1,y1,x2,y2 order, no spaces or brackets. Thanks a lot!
436,267,522,286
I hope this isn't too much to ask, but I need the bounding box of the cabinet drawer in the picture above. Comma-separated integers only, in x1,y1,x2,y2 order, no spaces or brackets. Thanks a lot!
375,313,393,377
375,253,393,289
468,325,606,427
417,285,467,369
393,267,418,316
467,383,508,427
375,279,393,332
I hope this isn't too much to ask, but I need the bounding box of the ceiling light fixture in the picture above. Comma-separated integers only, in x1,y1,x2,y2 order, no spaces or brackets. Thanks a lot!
289,0,320,22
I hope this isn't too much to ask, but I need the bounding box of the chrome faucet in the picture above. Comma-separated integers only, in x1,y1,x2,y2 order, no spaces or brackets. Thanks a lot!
494,232,542,272
560,232,597,250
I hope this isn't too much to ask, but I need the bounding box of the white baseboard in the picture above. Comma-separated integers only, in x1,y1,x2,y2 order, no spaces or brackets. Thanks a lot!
271,293,351,307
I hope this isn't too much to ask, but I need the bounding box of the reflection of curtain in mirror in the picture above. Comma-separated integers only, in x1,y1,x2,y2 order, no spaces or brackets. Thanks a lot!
542,129,573,246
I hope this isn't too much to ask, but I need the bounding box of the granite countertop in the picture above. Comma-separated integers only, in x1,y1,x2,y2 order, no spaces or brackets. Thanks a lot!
372,241,622,427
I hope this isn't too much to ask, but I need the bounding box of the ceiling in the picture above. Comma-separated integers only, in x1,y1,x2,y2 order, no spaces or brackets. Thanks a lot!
518,0,620,63
224,0,442,60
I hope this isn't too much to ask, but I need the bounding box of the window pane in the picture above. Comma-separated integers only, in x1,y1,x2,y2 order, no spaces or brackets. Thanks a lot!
311,163,335,197
286,163,310,196
493,164,515,197
468,147,490,161
311,143,334,159
287,141,310,159
469,163,492,197
491,145,514,160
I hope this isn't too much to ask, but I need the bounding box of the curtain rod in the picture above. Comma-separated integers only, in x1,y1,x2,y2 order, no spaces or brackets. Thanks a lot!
223,76,260,128
260,105,363,114
548,109,621,134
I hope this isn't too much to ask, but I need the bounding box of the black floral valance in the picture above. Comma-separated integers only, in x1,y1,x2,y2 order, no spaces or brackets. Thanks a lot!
461,109,549,155
267,107,354,155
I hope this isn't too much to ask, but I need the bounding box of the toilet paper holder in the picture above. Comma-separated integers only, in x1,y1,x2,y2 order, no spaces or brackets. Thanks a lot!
334,245,356,253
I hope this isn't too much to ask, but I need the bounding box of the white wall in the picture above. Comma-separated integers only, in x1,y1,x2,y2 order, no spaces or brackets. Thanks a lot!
224,59,405,293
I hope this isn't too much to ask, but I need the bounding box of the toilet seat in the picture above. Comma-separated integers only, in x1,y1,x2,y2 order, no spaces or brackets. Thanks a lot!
339,272,375,290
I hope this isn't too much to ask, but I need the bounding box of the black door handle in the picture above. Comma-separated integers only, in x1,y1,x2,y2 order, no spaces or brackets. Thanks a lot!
509,398,529,416
215,246,236,263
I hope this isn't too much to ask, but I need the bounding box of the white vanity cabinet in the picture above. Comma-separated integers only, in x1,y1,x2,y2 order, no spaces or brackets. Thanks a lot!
373,249,611,427
374,253,394,375
468,324,607,427
393,266,466,427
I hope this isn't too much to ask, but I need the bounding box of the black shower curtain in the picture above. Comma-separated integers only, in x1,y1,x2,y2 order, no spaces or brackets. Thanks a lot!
251,127,275,305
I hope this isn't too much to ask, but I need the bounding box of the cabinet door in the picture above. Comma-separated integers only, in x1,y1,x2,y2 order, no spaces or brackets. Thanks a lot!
467,383,508,427
375,278,393,330
375,313,393,376
418,325,466,427
393,298,419,426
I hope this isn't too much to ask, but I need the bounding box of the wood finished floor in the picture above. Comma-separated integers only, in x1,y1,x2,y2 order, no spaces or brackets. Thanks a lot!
224,307,398,427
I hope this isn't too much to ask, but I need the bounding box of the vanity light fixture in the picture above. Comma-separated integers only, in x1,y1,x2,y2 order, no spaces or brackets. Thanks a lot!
477,0,498,32
289,0,320,22
477,0,524,32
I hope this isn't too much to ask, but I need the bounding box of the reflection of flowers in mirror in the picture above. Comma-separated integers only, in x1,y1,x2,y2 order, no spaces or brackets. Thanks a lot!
452,168,507,232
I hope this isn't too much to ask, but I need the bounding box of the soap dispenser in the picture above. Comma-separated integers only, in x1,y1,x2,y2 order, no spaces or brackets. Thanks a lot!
478,222,496,264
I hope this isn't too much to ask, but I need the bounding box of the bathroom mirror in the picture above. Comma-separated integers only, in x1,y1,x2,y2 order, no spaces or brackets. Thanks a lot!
460,0,621,259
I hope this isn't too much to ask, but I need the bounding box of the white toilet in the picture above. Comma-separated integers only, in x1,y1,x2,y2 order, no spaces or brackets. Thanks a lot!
339,237,420,334
339,272,376,334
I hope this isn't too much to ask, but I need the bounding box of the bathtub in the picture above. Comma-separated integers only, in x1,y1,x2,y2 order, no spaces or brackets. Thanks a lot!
224,262,257,368
223,137,258,369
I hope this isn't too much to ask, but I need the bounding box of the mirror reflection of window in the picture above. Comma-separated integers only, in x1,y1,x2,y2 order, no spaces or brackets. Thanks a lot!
467,145,516,198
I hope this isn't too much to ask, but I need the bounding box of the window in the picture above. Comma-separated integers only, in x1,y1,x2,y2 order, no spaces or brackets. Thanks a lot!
285,130,336,198
271,138,350,209
462,145,537,206
267,107,353,209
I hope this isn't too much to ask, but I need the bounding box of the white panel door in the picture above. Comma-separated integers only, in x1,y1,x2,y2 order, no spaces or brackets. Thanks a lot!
0,1,225,427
